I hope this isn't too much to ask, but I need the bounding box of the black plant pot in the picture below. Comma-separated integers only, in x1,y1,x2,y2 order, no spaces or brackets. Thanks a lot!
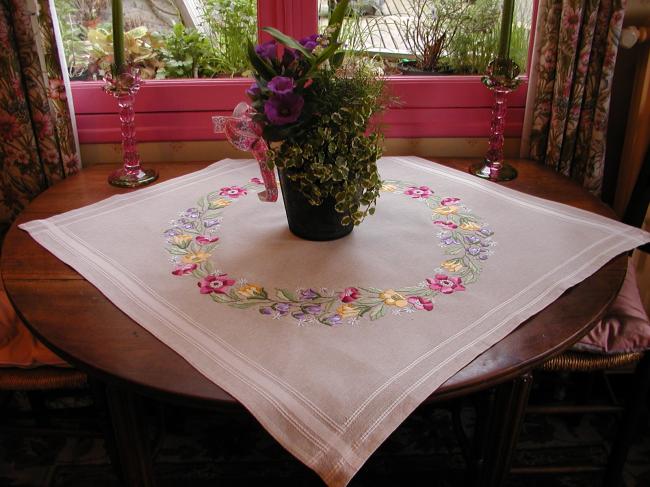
278,170,353,241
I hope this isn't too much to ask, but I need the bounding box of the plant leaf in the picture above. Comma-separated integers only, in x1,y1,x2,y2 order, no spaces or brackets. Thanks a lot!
262,27,314,60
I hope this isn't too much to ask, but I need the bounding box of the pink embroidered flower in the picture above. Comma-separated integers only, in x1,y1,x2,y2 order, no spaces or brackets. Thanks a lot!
196,235,219,245
339,287,360,303
407,296,433,311
198,273,236,294
404,186,432,199
426,274,466,294
172,263,197,276
440,197,460,206
219,186,247,198
433,220,458,229
250,177,263,184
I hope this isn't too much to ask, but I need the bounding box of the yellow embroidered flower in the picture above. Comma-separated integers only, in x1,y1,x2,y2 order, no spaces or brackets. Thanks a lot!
381,183,397,192
170,234,193,249
433,205,459,215
336,303,360,318
181,251,211,264
208,197,231,210
379,290,408,307
460,221,481,231
441,260,463,272
237,284,264,298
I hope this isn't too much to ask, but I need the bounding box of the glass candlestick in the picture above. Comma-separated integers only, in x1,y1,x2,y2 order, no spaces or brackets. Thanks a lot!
103,66,158,188
470,58,521,182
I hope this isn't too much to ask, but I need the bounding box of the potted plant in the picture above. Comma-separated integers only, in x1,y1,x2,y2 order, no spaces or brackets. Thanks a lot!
244,0,387,240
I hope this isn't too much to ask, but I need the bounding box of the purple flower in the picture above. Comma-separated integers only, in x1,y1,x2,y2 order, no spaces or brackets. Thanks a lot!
441,236,456,245
255,41,277,60
299,288,318,300
246,82,261,99
267,76,295,95
465,235,480,244
264,93,304,125
260,307,273,315
304,304,322,314
275,303,291,315
468,246,481,256
324,314,343,326
299,34,320,51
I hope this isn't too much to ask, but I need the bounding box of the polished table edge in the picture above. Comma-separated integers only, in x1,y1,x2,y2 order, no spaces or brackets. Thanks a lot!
1,158,628,407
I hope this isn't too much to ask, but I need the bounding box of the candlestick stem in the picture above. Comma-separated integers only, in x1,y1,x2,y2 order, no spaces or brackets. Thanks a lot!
112,0,125,71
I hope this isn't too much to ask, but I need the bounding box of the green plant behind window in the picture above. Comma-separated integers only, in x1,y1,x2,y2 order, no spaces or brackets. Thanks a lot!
201,0,257,76
159,24,219,78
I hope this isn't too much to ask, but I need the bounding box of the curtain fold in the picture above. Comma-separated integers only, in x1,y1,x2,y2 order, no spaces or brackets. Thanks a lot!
0,0,81,240
524,0,626,196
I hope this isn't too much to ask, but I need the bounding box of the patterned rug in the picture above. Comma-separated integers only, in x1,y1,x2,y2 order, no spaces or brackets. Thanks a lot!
1,374,649,487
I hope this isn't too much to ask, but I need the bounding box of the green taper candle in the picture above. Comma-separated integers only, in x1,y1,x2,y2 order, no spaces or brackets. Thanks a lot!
497,0,515,60
112,0,125,71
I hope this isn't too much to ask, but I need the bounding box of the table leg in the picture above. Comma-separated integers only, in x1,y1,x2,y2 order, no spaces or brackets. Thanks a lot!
475,373,533,487
98,382,157,487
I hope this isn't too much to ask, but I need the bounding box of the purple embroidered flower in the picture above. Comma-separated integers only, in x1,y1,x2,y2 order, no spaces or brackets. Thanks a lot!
255,41,277,60
292,311,308,320
196,235,219,245
407,296,434,311
267,76,295,95
299,288,319,300
479,227,493,236
203,219,220,228
198,273,236,294
426,274,466,294
467,246,481,256
260,307,273,315
164,228,182,237
275,303,291,315
441,197,460,206
299,34,320,51
404,186,432,199
246,82,261,99
433,220,458,229
304,304,322,314
339,287,360,303
184,208,200,218
172,263,197,276
441,236,456,245
219,186,247,198
264,94,304,125
324,314,343,326
465,235,480,244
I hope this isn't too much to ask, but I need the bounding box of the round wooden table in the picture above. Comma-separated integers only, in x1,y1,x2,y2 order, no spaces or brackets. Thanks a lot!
1,158,627,486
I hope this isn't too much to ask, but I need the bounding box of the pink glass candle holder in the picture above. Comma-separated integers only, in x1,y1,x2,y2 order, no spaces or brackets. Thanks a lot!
469,58,521,182
103,66,158,188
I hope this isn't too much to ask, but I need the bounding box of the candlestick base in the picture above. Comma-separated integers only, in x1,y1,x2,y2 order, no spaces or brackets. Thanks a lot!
108,167,158,188
469,160,517,181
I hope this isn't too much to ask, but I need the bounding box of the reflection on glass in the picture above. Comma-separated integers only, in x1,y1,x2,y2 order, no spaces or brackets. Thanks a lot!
318,0,533,75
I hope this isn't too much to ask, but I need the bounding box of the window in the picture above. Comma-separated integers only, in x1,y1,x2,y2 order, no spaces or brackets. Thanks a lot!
54,0,537,144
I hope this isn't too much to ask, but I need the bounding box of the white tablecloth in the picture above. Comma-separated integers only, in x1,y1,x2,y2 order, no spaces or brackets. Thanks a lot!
20,157,650,486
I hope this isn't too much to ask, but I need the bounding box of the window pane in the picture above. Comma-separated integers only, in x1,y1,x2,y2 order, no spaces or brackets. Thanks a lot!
318,0,533,75
54,0,257,80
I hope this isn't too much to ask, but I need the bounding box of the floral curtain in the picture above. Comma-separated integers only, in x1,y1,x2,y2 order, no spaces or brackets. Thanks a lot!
524,0,626,196
0,0,80,240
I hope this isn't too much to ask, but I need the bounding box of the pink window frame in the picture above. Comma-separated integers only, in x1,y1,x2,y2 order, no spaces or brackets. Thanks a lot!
72,0,538,144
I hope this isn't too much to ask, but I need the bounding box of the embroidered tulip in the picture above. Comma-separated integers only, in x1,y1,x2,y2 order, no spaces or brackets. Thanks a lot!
196,235,219,245
339,287,360,303
433,205,459,215
299,288,319,300
440,197,460,206
264,93,304,125
181,251,211,264
237,284,264,298
404,186,432,199
267,76,296,95
426,274,465,294
433,220,458,229
460,222,481,231
441,260,464,273
171,263,197,276
208,197,231,209
407,296,434,311
381,183,397,192
336,303,359,318
170,234,193,248
250,177,263,184
219,186,247,198
379,290,408,307
198,273,236,294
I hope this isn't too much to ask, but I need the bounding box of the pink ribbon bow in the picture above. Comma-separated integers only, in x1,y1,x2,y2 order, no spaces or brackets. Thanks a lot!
212,102,278,202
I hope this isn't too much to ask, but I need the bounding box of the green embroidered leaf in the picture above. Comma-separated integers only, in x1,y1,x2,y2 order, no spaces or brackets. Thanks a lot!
211,294,231,303
229,301,263,309
168,248,188,255
276,289,297,302
369,305,387,321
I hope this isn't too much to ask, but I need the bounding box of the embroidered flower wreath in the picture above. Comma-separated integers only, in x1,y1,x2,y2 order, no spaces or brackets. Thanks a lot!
163,178,497,326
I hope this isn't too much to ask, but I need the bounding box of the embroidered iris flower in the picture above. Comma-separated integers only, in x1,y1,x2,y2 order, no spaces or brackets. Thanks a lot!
198,274,236,294
299,288,319,300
